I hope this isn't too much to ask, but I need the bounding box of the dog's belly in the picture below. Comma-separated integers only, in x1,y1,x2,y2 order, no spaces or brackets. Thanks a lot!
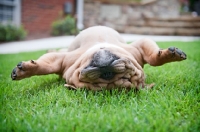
68,26,126,51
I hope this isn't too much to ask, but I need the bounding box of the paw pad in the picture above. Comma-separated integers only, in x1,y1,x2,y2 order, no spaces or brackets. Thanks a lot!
168,47,187,60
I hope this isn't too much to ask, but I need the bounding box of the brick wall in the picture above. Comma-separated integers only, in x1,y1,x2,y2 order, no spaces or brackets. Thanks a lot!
21,0,75,37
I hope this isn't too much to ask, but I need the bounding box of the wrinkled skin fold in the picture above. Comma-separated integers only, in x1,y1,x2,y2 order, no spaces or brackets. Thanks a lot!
79,58,143,89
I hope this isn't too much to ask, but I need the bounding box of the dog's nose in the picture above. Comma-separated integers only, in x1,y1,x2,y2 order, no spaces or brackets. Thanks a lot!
91,50,119,67
91,50,119,80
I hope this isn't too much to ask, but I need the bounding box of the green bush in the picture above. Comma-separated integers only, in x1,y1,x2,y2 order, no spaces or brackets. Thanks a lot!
0,24,27,42
51,16,78,36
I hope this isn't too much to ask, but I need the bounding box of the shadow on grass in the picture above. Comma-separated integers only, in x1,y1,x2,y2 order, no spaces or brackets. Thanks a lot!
17,73,159,101
69,86,150,101
20,76,65,96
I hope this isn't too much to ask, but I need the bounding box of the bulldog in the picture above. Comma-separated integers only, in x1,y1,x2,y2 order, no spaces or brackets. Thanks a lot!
11,26,187,90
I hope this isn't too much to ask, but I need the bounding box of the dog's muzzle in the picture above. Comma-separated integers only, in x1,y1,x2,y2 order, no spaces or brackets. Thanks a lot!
81,60,126,81
82,50,120,80
79,50,138,84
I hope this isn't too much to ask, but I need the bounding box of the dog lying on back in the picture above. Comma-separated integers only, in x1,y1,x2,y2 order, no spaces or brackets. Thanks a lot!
11,26,186,90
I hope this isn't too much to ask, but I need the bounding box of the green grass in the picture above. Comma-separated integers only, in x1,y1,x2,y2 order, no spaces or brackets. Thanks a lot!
0,41,200,132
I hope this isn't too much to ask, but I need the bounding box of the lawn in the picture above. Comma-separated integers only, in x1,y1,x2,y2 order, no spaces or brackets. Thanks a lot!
0,41,199,132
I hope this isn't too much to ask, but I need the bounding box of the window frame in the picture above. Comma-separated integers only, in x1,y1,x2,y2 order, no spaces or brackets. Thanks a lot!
0,0,21,26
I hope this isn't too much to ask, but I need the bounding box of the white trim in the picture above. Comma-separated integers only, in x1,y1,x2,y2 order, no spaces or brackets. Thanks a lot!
14,0,21,26
85,42,124,54
76,0,84,30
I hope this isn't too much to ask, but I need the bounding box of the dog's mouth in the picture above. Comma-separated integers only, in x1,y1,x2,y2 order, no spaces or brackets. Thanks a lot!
99,67,115,80
79,50,140,88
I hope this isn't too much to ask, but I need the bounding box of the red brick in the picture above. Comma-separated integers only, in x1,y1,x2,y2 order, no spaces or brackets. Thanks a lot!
21,0,75,36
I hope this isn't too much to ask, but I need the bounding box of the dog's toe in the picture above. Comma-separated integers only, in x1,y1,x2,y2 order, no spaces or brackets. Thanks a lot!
11,68,17,80
180,50,187,59
168,47,175,52
17,62,23,70
176,48,182,55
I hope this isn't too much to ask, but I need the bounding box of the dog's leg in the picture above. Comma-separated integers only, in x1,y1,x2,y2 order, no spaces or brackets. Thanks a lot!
131,38,187,66
11,53,66,80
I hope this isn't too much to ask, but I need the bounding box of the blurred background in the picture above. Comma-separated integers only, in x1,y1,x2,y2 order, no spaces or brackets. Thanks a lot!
0,0,200,42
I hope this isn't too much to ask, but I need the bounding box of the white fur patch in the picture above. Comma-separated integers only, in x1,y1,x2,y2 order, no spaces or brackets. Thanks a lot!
85,42,124,54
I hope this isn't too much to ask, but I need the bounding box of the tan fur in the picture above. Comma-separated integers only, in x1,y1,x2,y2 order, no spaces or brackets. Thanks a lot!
11,26,186,90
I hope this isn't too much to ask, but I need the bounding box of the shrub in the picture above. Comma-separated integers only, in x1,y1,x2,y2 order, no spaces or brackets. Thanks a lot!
0,24,27,42
51,16,78,36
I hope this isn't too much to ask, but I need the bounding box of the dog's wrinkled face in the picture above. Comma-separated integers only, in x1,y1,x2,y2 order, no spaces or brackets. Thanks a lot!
70,43,144,89
81,50,120,80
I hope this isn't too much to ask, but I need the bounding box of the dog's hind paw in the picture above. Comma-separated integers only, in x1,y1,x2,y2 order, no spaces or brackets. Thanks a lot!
168,47,187,60
157,47,187,64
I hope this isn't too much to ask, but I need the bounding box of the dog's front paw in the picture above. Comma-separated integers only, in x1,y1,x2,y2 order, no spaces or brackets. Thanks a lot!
11,62,23,80
168,47,187,60
11,60,37,80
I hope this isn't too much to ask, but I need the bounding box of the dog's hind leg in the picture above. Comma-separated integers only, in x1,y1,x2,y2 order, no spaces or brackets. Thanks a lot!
11,53,66,80
132,38,187,66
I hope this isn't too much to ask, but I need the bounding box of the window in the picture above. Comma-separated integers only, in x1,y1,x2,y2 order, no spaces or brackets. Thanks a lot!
0,0,21,26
